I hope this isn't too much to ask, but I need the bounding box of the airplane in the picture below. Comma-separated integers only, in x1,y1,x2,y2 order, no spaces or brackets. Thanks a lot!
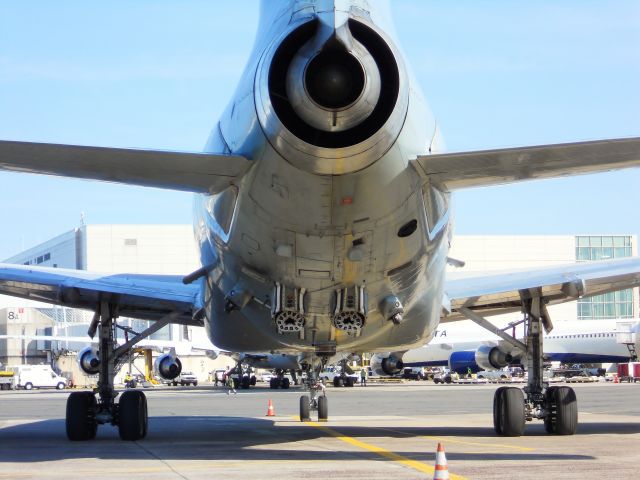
0,330,302,389
1,0,640,440
371,319,640,375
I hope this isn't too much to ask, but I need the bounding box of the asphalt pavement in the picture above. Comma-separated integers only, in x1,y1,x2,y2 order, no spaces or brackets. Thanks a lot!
0,381,638,479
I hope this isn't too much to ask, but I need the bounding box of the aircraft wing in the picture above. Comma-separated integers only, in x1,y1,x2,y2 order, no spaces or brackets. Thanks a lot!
442,257,640,322
0,140,250,194
0,264,203,326
0,333,220,357
413,137,640,191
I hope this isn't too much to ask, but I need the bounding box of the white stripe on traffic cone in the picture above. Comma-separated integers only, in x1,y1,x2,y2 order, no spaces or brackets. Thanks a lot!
433,442,449,480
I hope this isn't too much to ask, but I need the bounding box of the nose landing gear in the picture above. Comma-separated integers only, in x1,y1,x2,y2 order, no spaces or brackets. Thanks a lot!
300,361,329,422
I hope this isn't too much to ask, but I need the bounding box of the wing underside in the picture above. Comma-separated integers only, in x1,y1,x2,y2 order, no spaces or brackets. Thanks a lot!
414,137,640,191
443,257,640,322
0,264,203,326
0,140,250,194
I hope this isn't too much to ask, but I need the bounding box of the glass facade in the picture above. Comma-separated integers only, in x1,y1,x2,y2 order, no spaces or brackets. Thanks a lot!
576,236,634,319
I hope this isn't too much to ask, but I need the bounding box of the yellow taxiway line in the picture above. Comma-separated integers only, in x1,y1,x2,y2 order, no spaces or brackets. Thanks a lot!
302,420,468,479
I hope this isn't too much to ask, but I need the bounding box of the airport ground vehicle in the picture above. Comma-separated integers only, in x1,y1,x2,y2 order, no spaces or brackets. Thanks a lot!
401,367,426,380
11,365,67,390
476,369,512,382
319,366,359,387
166,371,198,386
0,370,14,390
433,369,458,384
617,362,640,382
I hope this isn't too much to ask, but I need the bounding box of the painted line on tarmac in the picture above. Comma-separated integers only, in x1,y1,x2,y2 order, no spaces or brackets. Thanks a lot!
381,427,534,452
301,419,467,479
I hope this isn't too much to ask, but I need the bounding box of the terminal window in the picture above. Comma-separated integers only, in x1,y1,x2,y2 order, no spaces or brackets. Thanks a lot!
576,235,634,319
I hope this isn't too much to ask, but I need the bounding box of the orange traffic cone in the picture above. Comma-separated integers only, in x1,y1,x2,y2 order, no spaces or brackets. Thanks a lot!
613,374,619,384
266,399,276,417
433,442,449,480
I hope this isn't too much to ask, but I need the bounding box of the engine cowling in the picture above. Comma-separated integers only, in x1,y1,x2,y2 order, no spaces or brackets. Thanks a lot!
255,12,408,175
448,351,479,374
370,353,404,376
474,344,513,371
153,353,182,380
77,347,100,375
448,344,514,374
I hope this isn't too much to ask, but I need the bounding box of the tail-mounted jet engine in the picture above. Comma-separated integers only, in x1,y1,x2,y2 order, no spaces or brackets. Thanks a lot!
256,13,408,174
333,285,366,333
153,352,182,380
77,347,100,375
370,353,404,376
272,283,306,334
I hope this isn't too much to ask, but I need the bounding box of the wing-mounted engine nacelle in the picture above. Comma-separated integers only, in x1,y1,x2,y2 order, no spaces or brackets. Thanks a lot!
77,347,100,375
448,351,480,374
475,344,513,371
448,345,513,374
370,353,404,376
153,353,183,380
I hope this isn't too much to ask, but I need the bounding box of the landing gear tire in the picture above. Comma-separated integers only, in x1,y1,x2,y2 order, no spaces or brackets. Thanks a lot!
493,386,507,435
549,386,577,435
241,377,251,389
282,377,291,389
333,377,343,387
543,386,558,434
66,392,97,441
250,376,257,386
494,387,525,437
345,377,355,387
118,390,148,441
299,395,310,421
318,395,328,422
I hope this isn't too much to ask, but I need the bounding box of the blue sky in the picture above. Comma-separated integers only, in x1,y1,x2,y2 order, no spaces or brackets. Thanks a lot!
0,1,638,260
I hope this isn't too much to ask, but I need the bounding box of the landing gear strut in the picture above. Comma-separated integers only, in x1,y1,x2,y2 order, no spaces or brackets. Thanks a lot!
332,359,356,387
66,302,176,441
300,359,328,422
462,289,578,436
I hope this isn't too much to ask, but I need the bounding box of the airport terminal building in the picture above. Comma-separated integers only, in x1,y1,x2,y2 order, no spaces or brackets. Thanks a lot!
1,225,638,367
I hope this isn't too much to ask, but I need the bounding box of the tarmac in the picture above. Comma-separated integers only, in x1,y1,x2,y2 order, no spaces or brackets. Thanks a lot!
0,381,638,479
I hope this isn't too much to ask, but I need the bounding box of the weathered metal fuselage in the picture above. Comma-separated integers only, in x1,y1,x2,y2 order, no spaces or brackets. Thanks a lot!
193,0,450,357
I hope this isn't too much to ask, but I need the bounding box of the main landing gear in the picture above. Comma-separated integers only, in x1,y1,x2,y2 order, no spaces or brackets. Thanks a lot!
269,369,293,389
66,302,177,441
299,361,329,422
462,289,578,437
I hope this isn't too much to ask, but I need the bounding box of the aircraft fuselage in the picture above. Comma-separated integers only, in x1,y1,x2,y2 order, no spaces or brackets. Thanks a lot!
193,0,449,357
